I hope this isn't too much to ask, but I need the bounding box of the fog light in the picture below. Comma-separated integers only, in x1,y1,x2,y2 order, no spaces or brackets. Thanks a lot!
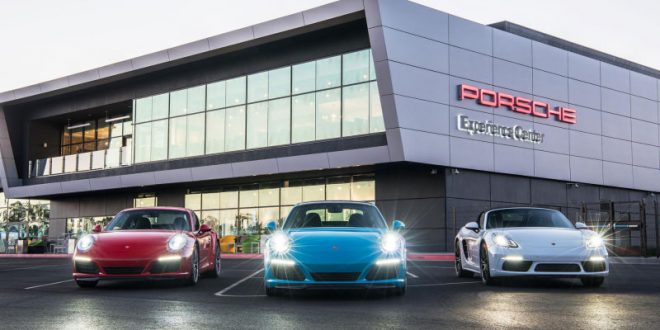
503,255,524,262
375,258,401,266
158,255,182,262
589,256,605,262
74,256,92,263
270,258,295,266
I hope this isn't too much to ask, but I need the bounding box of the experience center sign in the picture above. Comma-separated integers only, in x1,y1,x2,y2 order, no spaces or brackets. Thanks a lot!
457,114,544,144
458,84,577,124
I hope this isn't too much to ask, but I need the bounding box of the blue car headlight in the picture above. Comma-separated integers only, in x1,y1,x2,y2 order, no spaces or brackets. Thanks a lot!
381,232,403,253
269,232,291,254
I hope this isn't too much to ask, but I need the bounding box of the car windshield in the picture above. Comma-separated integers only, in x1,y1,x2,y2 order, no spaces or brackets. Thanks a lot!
486,209,574,229
283,203,387,229
106,210,191,231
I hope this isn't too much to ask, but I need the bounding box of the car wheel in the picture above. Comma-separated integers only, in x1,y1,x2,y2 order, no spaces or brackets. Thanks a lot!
265,285,279,297
185,248,200,286
75,279,98,288
455,241,473,278
207,244,221,278
581,276,605,287
480,243,497,285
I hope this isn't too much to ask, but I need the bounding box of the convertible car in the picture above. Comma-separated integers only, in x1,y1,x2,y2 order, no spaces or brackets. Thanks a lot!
263,201,406,296
72,207,221,288
455,207,608,287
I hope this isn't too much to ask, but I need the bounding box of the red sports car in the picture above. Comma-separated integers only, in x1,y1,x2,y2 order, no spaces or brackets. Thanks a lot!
72,207,221,288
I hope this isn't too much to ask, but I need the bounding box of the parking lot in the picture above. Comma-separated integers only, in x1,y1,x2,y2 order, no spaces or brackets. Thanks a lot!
1,257,660,329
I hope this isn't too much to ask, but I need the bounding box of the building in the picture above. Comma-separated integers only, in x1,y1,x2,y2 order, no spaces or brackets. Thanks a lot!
0,0,658,254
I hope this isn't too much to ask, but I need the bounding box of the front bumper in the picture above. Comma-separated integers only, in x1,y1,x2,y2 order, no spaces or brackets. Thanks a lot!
72,255,191,281
263,257,407,289
488,250,609,278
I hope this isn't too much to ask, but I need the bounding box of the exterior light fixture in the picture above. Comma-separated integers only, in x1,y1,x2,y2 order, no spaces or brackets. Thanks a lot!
105,115,131,123
66,122,91,130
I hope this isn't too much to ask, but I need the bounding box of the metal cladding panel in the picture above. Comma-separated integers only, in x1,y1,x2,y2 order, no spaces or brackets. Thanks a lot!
367,0,660,191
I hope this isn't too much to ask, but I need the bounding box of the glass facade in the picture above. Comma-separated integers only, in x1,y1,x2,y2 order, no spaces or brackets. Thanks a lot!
133,49,383,164
61,117,132,155
0,192,50,253
185,174,375,250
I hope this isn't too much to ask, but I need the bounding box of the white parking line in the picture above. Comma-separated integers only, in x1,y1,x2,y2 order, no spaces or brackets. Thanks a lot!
406,271,419,278
215,268,264,297
24,279,73,290
408,281,480,288
0,265,60,272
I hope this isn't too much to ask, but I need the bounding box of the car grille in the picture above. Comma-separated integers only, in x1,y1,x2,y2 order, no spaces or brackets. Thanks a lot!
271,265,305,281
104,267,144,275
502,261,533,272
534,263,581,272
75,261,99,274
311,272,360,281
366,265,399,280
150,261,181,274
581,261,606,272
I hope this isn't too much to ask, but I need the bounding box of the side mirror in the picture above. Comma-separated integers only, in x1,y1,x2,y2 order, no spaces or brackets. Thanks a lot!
392,220,405,232
92,224,102,233
266,221,278,233
199,224,212,233
575,222,588,229
464,221,480,232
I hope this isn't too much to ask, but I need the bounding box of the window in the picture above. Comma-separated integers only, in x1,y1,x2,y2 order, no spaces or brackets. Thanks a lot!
206,109,226,154
342,83,370,136
247,102,268,149
206,81,226,110
248,72,268,103
269,67,290,99
316,56,341,89
291,93,315,143
130,49,384,165
225,106,246,151
316,89,341,140
292,61,316,95
267,98,290,146
342,49,370,85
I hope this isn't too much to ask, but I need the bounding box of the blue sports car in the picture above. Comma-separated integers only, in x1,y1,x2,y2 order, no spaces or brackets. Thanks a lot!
263,201,407,296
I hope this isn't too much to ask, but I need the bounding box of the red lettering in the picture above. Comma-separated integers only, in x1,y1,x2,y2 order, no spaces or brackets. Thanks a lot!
532,101,549,118
547,106,562,121
479,89,498,107
459,84,479,100
498,93,515,111
514,97,532,114
561,107,577,124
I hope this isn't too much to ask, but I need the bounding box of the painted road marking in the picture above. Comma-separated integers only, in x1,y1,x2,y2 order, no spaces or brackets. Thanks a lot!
215,268,264,297
408,281,480,288
406,271,419,279
0,265,62,272
24,279,74,290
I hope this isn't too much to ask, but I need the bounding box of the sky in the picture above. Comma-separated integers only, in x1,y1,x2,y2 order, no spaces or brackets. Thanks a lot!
0,0,658,93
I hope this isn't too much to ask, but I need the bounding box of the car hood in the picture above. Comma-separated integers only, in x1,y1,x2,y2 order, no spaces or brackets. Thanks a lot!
494,228,585,249
86,230,185,259
285,228,385,272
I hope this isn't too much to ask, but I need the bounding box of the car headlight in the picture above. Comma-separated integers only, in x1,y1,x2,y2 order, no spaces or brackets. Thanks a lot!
586,235,604,249
167,234,188,252
492,234,519,248
381,232,402,253
76,235,95,252
269,232,291,254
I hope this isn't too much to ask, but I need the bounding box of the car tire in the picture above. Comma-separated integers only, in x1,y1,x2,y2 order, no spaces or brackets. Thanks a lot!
265,285,279,297
75,279,98,288
185,248,200,286
581,276,605,288
480,243,498,286
207,244,221,278
455,241,473,278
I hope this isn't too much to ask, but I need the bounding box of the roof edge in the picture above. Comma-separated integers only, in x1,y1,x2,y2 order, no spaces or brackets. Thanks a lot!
490,21,660,80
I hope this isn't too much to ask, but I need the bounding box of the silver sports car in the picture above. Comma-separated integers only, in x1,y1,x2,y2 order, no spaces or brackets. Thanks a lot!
454,207,608,287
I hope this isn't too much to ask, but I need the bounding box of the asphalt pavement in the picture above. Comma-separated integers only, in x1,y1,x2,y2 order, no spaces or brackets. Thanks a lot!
1,257,659,329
